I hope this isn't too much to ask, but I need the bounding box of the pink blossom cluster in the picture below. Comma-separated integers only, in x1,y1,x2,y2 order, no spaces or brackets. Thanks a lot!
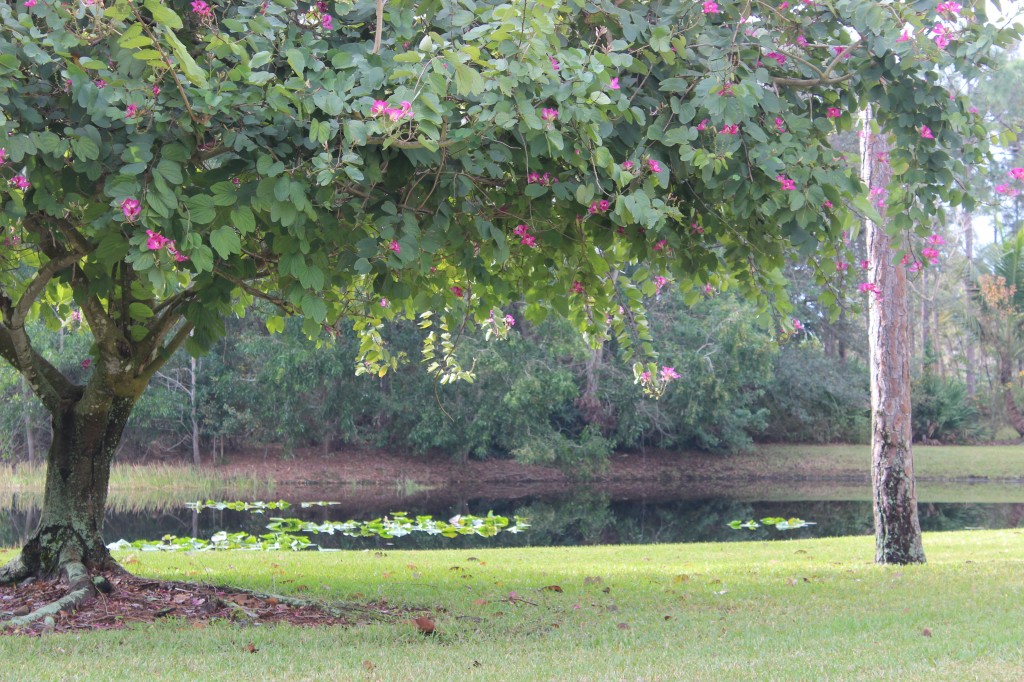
10,175,29,190
589,199,611,215
1010,167,1024,181
639,366,681,385
451,285,464,298
146,230,187,262
791,318,804,332
121,197,142,222
932,24,951,49
527,171,557,186
513,223,537,247
702,1,719,14
869,186,887,207
859,281,882,300
653,239,667,251
371,100,413,122
826,107,842,118
571,280,585,295
774,117,786,133
936,2,961,15
191,0,212,17
0,148,6,165
764,52,787,65
647,158,662,173
697,119,709,131
920,125,935,139
654,276,668,294
776,175,796,191
388,239,400,254
720,124,739,135
125,104,139,119
540,108,558,122
836,261,849,272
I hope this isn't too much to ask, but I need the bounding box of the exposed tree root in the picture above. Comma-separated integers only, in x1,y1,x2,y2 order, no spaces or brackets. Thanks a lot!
1,561,96,630
0,556,33,586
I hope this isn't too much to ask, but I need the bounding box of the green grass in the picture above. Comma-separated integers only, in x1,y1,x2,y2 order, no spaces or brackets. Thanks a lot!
714,444,1024,482
1,531,1022,680
0,463,275,513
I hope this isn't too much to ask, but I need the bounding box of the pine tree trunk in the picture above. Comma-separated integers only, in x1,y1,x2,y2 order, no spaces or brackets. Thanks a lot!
863,112,925,565
999,354,1024,437
18,393,136,578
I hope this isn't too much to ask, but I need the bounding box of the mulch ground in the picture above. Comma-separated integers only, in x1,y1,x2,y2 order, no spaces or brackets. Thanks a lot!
0,573,403,635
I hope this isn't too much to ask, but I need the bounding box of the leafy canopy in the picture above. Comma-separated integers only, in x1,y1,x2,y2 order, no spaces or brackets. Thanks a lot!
0,0,1017,389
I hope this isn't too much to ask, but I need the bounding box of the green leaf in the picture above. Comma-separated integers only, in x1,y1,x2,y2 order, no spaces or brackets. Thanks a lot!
266,315,285,334
128,302,155,321
231,206,256,234
183,195,217,224
144,0,183,29
189,244,214,272
210,226,241,259
164,31,209,88
454,63,486,96
286,49,306,77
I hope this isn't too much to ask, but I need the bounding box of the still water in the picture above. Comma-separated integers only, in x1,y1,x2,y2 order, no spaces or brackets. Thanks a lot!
4,487,1021,550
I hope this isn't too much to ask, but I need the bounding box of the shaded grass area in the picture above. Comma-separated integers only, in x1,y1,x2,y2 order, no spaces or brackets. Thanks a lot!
0,463,275,513
738,444,1024,481
1,531,1022,680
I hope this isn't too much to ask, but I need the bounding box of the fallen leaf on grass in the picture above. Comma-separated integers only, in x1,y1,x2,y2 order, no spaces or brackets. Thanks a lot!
363,660,375,671
922,628,932,637
616,622,630,630
541,585,563,593
472,599,487,606
583,576,602,586
413,616,436,635
672,575,690,584
242,642,258,654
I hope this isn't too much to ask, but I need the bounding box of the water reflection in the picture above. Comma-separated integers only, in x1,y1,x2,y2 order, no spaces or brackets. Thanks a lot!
3,489,1021,550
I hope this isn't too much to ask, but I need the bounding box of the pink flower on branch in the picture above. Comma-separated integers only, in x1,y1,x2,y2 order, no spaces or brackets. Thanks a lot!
191,0,212,17
659,366,680,381
702,1,720,14
121,198,142,222
1010,167,1024,181
540,108,559,122
920,125,935,139
388,239,401,254
10,175,29,190
826,107,842,118
775,175,796,191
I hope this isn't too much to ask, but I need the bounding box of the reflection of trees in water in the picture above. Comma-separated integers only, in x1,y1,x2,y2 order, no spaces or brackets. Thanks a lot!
0,494,1019,550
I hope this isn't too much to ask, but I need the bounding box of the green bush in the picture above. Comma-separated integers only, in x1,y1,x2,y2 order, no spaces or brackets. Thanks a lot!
912,373,979,444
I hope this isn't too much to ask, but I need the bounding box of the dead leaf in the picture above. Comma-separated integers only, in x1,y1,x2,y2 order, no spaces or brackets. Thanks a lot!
541,585,563,593
472,599,487,606
616,622,630,630
602,587,611,594
363,660,375,671
414,616,436,635
922,628,932,637
583,576,602,585
787,578,798,586
172,594,190,604
664,615,672,621
243,642,258,654
672,575,690,584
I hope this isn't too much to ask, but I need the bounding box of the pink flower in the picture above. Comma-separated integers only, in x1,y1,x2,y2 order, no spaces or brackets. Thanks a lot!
776,175,796,191
371,100,388,115
659,366,680,381
653,239,667,251
10,175,29,190
321,14,333,30
541,108,558,122
897,29,912,42
1010,167,1024,181
599,200,610,212
926,233,946,246
121,198,142,222
125,104,139,118
94,79,106,89
796,35,808,47
860,259,870,270
836,261,848,272
504,314,515,327
697,119,709,131
909,260,923,273
388,239,400,254
774,117,786,133
622,160,634,170
719,124,739,134
654,276,668,293
823,200,833,209
936,2,961,14
0,148,6,164
791,318,804,331
191,0,212,17
921,247,940,264
996,183,1017,196
380,297,389,308
25,0,37,7
167,245,188,262
451,285,464,297
640,371,652,384
702,1,720,14
513,224,530,237
146,230,170,250
609,77,620,91
920,125,934,139
826,107,842,118
81,358,91,369
521,234,537,247
571,280,585,294
550,57,560,71
647,158,662,173
779,1,789,8
764,52,787,65
152,84,160,96
859,282,880,295
832,46,850,59
932,24,950,49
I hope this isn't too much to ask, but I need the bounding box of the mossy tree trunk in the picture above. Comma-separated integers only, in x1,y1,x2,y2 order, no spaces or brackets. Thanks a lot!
18,389,137,578
863,111,925,565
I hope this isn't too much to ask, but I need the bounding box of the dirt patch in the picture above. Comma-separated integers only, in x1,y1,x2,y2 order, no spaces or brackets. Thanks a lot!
0,573,401,635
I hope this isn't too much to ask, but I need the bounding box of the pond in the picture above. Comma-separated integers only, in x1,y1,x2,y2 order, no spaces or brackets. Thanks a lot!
3,481,1022,550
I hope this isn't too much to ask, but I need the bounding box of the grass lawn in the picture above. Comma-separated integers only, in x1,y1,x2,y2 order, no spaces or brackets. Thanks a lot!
1,530,1022,681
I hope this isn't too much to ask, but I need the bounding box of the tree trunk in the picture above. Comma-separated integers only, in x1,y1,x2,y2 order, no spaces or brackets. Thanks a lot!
963,210,976,396
998,354,1024,437
17,393,136,578
863,111,925,565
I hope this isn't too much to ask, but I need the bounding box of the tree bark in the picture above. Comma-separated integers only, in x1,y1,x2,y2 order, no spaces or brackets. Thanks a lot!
998,353,1024,437
15,391,136,578
863,112,925,565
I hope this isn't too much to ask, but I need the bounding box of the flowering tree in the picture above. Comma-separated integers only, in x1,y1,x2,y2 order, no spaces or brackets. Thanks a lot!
0,0,1016,618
